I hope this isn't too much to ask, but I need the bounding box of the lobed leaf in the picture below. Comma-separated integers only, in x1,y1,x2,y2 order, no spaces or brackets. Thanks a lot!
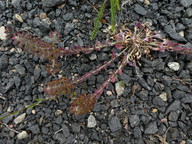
44,77,75,98
70,94,96,115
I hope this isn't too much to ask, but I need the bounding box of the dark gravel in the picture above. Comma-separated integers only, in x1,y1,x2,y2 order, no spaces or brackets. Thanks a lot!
0,0,192,143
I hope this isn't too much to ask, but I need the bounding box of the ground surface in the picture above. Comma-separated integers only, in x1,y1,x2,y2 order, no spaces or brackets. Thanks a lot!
0,0,192,144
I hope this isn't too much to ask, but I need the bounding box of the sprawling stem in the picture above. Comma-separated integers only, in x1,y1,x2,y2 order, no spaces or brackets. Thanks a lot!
59,40,126,56
72,47,128,84
93,51,129,99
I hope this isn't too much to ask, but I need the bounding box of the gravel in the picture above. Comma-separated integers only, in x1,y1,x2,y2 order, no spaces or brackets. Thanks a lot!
0,0,192,143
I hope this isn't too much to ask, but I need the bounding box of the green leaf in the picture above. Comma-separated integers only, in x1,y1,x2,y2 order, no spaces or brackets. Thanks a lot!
110,0,117,33
35,98,46,102
27,102,41,109
116,0,121,10
90,0,107,40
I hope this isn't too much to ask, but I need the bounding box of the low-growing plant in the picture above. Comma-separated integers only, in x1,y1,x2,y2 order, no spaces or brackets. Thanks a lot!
2,22,192,118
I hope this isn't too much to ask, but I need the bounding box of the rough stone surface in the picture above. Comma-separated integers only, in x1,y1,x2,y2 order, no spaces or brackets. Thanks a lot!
14,113,26,124
0,0,192,143
0,54,8,70
29,124,40,134
164,25,186,42
134,4,147,15
168,62,180,71
144,121,158,134
129,115,140,127
115,81,125,96
108,116,122,133
180,0,192,7
166,100,181,114
42,0,66,7
87,115,97,128
181,95,192,103
17,131,28,140
62,124,70,137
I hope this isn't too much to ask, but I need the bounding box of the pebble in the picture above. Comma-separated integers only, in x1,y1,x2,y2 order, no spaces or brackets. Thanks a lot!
98,53,109,61
62,124,70,137
15,14,23,23
136,90,148,101
186,7,192,17
64,23,74,35
106,91,112,96
34,67,41,81
110,99,120,108
11,0,21,8
144,121,158,134
17,131,28,140
87,115,97,128
89,53,97,60
13,76,21,88
7,106,14,112
159,92,167,101
164,25,186,42
168,62,180,71
63,13,73,21
165,100,181,114
175,23,185,32
115,81,125,96
55,115,63,124
180,0,192,7
181,95,192,103
169,111,180,121
42,0,66,7
129,115,140,127
71,123,81,133
14,113,26,124
173,90,186,99
40,12,47,20
2,78,15,93
179,31,184,37
15,64,26,76
41,127,49,134
153,96,167,107
55,110,63,116
0,54,8,70
0,26,7,40
133,127,142,138
134,4,147,16
29,124,40,134
54,133,66,143
108,116,122,132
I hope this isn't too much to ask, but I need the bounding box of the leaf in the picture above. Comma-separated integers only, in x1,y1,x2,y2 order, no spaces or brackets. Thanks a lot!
115,44,124,49
27,102,40,109
116,0,121,10
118,68,122,75
90,0,107,40
44,77,75,98
111,76,116,83
35,99,46,102
70,94,96,115
110,0,117,32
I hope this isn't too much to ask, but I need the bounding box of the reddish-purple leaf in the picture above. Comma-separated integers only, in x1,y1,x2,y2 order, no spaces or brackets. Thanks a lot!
118,69,122,75
112,49,117,58
111,76,116,83
115,44,124,49
152,34,162,39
